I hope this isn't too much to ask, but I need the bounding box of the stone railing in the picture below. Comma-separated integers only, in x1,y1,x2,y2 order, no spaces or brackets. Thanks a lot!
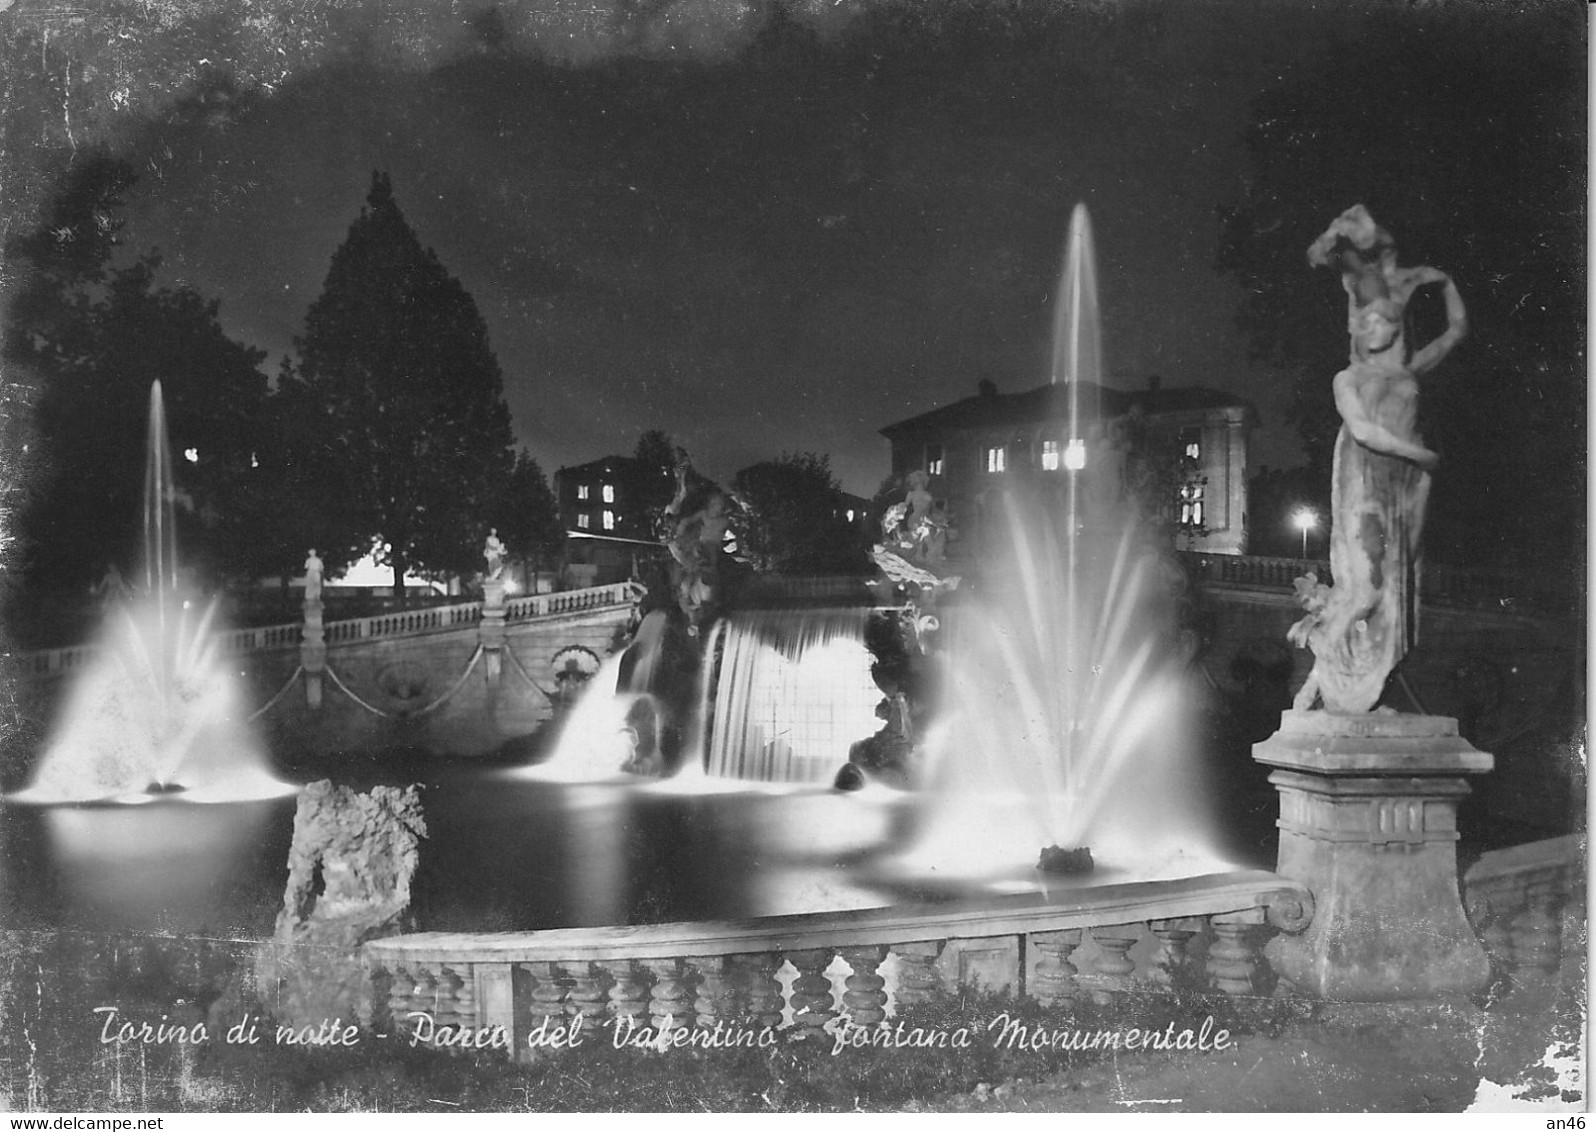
1179,552,1576,616
503,582,634,623
11,583,635,677
362,870,1312,1054
1463,834,1586,995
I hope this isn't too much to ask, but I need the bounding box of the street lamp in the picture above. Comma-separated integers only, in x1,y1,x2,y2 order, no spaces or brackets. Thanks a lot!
1292,507,1318,560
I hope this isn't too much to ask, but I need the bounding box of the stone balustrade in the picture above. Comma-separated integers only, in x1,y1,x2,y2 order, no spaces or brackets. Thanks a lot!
362,869,1312,1056
10,583,635,677
1177,552,1575,615
1462,834,1586,996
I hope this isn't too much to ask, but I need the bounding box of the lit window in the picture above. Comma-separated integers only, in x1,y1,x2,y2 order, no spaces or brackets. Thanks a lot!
602,483,615,503
183,447,199,464
1041,439,1061,471
926,445,944,476
250,452,259,469
602,510,615,530
1179,483,1205,528
846,509,856,522
985,446,1006,474
1182,429,1201,462
576,513,591,529
577,484,590,501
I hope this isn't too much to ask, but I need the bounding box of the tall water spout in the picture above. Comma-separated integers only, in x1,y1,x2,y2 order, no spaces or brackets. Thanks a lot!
894,204,1229,883
15,383,291,804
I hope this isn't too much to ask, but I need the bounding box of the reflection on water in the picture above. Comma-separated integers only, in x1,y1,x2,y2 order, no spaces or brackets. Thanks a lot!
0,763,1243,938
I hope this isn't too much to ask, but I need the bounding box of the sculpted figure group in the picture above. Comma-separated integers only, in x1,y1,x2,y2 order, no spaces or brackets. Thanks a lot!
1291,205,1467,713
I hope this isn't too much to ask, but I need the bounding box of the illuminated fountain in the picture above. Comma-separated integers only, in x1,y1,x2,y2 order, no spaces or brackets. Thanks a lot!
532,204,1231,895
13,382,293,805
892,204,1231,886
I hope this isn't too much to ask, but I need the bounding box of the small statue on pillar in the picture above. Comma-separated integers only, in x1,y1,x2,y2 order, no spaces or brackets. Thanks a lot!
303,549,324,604
483,527,505,581
1290,205,1467,713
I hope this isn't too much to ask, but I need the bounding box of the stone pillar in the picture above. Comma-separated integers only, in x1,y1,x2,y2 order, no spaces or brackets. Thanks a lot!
480,577,507,702
301,597,326,709
1255,710,1493,999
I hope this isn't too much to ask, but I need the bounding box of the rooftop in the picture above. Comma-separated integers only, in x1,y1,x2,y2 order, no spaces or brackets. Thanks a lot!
880,380,1254,438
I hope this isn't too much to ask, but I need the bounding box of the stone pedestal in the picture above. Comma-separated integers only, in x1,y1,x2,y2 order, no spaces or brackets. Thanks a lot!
480,578,507,699
1254,710,1493,1000
301,599,326,709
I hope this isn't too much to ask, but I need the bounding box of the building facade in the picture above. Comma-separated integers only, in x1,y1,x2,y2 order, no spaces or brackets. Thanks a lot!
879,378,1255,554
552,455,667,587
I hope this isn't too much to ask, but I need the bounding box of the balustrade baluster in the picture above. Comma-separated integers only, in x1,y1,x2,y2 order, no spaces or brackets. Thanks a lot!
437,965,469,1030
839,947,888,1027
404,964,440,1026
371,964,400,1031
1149,918,1201,990
734,954,784,1029
521,961,568,1024
564,961,607,1023
1082,925,1140,1002
1207,909,1269,996
689,956,738,1027
642,958,691,1032
600,959,649,1022
785,949,837,1038
1029,930,1081,1006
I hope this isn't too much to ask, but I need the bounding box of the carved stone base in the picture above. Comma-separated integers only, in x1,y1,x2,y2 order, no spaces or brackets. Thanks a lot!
1255,710,1493,1000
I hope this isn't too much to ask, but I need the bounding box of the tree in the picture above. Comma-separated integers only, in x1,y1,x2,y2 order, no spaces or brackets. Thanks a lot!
1216,7,1585,570
285,172,517,601
494,449,564,581
628,428,681,539
5,155,272,595
731,452,866,574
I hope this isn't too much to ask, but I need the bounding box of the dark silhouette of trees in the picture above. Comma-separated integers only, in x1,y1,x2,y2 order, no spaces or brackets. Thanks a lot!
284,172,517,601
731,452,866,574
1216,6,1584,570
493,449,564,582
628,429,681,539
5,155,270,596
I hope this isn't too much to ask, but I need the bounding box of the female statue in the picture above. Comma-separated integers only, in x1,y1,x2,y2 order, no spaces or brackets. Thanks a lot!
1290,206,1467,713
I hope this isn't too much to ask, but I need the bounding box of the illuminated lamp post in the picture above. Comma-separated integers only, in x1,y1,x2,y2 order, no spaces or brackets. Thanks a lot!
1292,507,1317,560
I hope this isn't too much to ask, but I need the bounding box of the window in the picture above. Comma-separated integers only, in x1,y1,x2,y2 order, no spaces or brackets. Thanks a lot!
1181,429,1202,462
1179,482,1205,528
576,513,591,529
926,444,944,476
577,484,590,501
601,483,615,504
602,510,615,531
985,446,1006,474
1040,438,1061,471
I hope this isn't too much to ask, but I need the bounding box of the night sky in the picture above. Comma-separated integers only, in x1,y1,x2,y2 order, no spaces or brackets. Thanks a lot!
0,0,1575,495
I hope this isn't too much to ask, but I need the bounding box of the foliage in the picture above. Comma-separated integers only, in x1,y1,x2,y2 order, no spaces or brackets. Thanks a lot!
283,172,517,600
731,452,865,575
4,155,272,593
628,429,682,540
493,450,564,576
1216,6,1585,569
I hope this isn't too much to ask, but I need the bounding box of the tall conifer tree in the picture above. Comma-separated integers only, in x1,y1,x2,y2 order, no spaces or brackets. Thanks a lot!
286,172,516,600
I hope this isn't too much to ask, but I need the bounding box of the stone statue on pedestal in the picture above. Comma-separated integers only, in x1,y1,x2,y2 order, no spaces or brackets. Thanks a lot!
1290,205,1467,713
1254,208,1490,1002
303,549,324,603
483,528,505,580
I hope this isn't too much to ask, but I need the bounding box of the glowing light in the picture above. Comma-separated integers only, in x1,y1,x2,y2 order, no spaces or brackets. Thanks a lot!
1293,507,1318,558
1063,437,1087,471
183,447,199,463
